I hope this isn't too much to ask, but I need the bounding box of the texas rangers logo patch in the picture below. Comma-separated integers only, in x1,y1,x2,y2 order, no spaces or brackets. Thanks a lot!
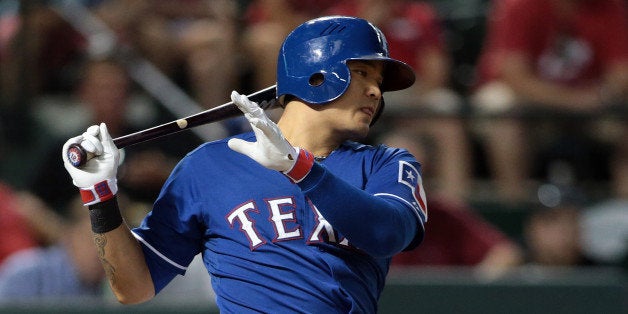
398,160,428,221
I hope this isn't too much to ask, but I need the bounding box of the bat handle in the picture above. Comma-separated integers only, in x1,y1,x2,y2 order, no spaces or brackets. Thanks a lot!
66,143,94,168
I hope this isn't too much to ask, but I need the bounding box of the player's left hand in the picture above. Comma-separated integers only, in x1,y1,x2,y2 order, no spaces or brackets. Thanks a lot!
228,91,297,172
62,123,120,205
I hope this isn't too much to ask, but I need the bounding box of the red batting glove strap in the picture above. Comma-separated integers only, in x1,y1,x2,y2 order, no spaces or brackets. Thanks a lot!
283,148,315,183
79,179,118,206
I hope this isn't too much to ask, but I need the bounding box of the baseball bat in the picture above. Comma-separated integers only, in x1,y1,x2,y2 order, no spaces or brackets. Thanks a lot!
66,85,278,167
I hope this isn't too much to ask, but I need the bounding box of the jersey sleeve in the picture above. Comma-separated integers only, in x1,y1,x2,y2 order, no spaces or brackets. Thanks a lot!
132,157,205,293
364,147,428,251
295,146,426,258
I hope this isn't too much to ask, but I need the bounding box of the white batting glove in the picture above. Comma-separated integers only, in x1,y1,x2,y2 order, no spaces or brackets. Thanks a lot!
227,91,315,183
62,123,120,205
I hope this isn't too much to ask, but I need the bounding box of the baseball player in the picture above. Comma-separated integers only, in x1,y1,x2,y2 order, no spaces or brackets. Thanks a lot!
62,16,427,313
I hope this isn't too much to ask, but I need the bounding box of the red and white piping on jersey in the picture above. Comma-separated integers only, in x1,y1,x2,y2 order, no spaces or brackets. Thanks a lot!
132,231,188,271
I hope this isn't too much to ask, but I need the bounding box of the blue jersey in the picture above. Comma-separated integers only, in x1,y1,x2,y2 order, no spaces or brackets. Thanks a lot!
132,131,427,313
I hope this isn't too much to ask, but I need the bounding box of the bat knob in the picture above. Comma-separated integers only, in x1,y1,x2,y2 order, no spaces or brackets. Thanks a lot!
67,143,87,168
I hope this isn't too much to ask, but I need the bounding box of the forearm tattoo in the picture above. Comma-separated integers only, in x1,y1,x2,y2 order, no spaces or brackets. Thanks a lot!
93,233,116,285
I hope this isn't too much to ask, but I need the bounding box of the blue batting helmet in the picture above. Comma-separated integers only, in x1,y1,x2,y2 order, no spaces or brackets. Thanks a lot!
276,16,416,107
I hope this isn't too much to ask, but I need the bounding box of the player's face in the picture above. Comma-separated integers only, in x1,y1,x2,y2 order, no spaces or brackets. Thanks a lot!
319,60,384,140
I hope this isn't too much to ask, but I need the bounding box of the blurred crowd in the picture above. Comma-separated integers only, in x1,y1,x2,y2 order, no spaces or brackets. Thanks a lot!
0,0,627,306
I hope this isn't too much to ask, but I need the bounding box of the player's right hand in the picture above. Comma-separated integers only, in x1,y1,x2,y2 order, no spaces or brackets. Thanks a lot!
227,91,298,172
62,123,120,206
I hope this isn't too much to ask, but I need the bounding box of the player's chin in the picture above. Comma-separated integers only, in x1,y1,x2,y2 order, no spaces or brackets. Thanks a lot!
349,121,372,139
339,115,371,139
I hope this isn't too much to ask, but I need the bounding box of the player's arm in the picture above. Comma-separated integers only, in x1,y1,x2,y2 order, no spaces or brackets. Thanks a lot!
89,199,155,304
62,123,155,304
297,162,424,257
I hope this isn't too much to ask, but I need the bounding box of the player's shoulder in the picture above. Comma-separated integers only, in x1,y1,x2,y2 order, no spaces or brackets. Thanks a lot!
341,141,416,163
339,140,381,156
174,132,254,170
187,132,254,156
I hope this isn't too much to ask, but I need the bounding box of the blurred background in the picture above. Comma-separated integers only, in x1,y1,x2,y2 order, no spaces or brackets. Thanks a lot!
0,0,626,313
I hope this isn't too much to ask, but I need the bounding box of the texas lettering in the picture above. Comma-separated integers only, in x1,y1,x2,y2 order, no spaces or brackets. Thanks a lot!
226,197,351,250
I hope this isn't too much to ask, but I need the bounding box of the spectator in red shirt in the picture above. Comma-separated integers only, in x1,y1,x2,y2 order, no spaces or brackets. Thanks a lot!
328,0,474,202
470,0,628,203
392,196,523,274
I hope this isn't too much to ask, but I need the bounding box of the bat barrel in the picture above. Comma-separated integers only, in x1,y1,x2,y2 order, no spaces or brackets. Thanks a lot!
66,85,277,168
112,103,241,149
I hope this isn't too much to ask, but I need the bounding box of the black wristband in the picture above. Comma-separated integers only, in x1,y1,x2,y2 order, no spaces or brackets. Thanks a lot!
88,196,123,233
